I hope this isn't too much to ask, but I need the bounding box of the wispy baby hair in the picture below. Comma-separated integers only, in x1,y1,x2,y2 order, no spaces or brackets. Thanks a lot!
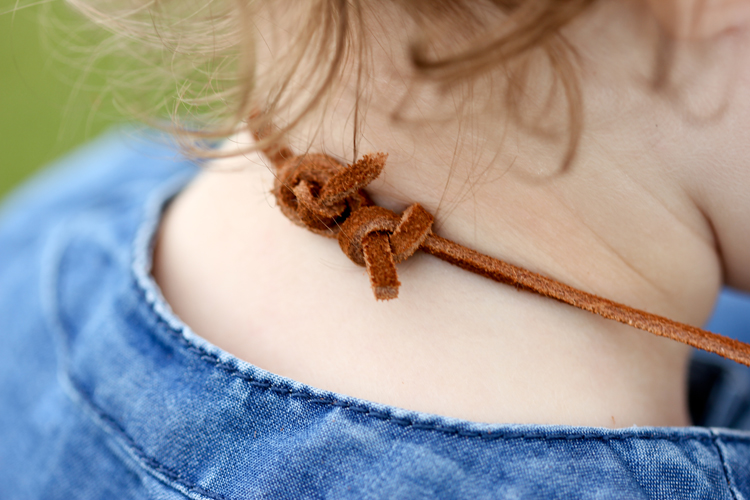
66,0,598,161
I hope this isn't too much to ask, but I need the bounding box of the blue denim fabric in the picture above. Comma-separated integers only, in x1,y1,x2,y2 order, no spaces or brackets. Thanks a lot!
2,130,750,499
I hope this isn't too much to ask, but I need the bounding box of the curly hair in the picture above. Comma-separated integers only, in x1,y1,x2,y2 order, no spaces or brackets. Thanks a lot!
66,0,598,164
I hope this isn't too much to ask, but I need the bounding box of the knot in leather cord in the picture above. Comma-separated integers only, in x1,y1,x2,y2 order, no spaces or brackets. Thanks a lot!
273,153,386,237
338,204,434,300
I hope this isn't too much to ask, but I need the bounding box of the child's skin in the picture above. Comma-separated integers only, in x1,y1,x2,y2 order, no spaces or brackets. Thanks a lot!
153,0,750,427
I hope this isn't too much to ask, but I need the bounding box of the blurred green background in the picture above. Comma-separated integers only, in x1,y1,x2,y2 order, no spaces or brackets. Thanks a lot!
0,0,118,199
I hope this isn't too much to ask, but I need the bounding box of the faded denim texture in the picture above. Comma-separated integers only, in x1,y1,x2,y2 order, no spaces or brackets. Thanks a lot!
2,130,750,499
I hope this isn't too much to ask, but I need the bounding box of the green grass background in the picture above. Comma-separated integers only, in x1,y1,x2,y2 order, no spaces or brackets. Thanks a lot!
0,0,118,199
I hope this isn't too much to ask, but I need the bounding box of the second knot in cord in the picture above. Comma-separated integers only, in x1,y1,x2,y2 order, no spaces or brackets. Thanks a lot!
338,204,434,300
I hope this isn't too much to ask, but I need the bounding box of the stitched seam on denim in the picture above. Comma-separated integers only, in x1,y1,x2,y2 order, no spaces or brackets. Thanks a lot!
711,430,740,500
43,234,225,499
714,435,750,443
67,373,230,500
42,176,228,500
133,282,726,445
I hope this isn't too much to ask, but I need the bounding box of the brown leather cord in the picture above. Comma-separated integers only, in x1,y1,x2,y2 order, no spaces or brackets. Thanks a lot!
264,146,750,368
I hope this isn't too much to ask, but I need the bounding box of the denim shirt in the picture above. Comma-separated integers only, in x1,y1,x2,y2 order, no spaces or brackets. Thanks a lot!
2,131,750,500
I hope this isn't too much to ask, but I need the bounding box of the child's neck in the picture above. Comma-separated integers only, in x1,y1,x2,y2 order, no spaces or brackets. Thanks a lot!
152,126,711,426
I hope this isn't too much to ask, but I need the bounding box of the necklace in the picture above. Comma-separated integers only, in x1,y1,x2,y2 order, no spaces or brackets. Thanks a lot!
260,140,750,368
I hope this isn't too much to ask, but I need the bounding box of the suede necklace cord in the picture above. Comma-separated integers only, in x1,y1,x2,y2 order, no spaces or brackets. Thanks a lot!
264,145,750,368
